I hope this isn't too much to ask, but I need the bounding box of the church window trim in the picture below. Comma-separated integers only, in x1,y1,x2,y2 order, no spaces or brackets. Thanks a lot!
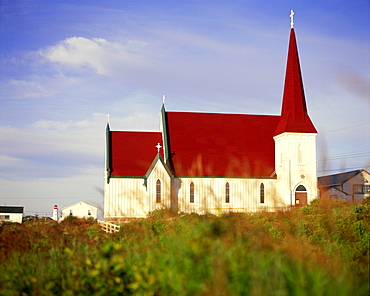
190,182,195,203
156,179,161,203
260,183,265,204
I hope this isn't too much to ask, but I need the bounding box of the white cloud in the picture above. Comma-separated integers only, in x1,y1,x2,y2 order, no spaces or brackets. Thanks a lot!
40,37,148,77
0,79,52,99
0,155,23,167
0,73,86,100
0,104,160,180
0,114,105,178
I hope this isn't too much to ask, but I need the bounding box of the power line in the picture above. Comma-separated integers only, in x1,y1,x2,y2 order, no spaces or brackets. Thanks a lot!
317,151,370,161
319,123,370,134
318,165,370,174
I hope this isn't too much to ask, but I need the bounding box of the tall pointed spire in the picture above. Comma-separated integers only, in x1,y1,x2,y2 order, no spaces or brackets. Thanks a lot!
274,20,317,136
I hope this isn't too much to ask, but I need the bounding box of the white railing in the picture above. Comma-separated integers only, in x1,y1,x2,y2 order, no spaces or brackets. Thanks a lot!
98,220,120,233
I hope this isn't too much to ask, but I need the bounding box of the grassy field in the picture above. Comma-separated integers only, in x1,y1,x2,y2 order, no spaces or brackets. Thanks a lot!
0,198,369,295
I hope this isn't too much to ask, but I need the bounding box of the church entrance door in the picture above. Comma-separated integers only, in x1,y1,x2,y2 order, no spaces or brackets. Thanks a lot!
295,185,307,206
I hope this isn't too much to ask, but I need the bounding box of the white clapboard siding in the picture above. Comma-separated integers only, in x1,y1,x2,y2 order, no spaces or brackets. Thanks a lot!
175,177,280,214
105,158,172,219
105,178,148,219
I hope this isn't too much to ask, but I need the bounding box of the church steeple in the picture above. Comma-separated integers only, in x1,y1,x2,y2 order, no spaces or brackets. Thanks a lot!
274,24,317,136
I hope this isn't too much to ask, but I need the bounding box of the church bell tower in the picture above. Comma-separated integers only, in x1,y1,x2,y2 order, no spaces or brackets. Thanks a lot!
274,11,318,206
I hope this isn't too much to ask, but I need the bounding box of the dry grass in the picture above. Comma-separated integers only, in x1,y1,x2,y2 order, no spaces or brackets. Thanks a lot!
0,198,369,295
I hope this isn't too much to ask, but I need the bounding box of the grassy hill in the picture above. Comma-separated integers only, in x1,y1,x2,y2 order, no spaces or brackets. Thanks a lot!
1,198,369,295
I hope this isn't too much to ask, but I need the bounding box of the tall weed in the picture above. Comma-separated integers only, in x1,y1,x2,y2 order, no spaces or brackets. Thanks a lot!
0,199,368,295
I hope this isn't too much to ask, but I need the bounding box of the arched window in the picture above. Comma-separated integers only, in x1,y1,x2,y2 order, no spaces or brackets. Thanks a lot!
156,179,161,203
225,182,230,203
190,182,195,203
296,185,306,191
260,183,265,204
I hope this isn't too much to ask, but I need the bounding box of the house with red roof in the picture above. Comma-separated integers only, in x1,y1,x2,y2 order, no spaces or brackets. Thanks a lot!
104,18,318,220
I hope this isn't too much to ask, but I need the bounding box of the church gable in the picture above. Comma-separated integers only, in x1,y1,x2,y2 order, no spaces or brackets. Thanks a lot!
145,154,173,211
144,153,172,181
164,111,280,178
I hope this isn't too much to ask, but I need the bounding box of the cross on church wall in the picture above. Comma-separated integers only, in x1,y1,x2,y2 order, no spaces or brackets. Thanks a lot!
156,143,162,153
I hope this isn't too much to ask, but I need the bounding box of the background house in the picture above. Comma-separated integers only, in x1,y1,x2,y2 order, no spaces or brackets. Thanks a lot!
318,169,370,203
60,201,98,221
0,206,24,223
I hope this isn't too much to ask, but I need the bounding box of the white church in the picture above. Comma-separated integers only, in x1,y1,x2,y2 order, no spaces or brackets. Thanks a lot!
104,14,318,221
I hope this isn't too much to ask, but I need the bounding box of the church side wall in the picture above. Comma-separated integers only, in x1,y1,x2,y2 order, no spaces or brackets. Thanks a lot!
174,178,281,215
104,178,148,219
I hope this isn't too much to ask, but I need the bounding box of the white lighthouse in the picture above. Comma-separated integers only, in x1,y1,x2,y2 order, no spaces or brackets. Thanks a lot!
52,204,58,221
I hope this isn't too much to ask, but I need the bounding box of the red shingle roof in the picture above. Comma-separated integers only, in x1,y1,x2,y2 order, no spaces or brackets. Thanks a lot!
108,28,317,179
166,112,280,177
110,131,163,177
274,28,317,135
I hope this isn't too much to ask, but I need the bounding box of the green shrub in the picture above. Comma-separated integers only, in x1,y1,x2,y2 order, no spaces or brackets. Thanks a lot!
0,201,368,295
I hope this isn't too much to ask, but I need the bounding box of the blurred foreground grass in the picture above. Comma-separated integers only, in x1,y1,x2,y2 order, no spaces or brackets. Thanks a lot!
0,198,369,295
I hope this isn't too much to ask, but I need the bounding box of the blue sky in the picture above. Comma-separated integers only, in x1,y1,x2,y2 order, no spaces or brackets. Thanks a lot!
1,0,369,217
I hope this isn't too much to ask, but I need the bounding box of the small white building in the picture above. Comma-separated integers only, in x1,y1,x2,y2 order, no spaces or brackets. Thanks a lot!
0,206,24,223
60,201,98,221
319,169,370,203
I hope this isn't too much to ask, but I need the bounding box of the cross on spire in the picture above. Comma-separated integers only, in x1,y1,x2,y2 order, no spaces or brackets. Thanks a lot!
156,143,162,153
290,10,295,28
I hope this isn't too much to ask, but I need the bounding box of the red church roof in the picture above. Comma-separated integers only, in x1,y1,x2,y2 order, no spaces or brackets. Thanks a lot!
274,28,317,135
110,131,163,177
107,26,317,180
165,112,280,177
